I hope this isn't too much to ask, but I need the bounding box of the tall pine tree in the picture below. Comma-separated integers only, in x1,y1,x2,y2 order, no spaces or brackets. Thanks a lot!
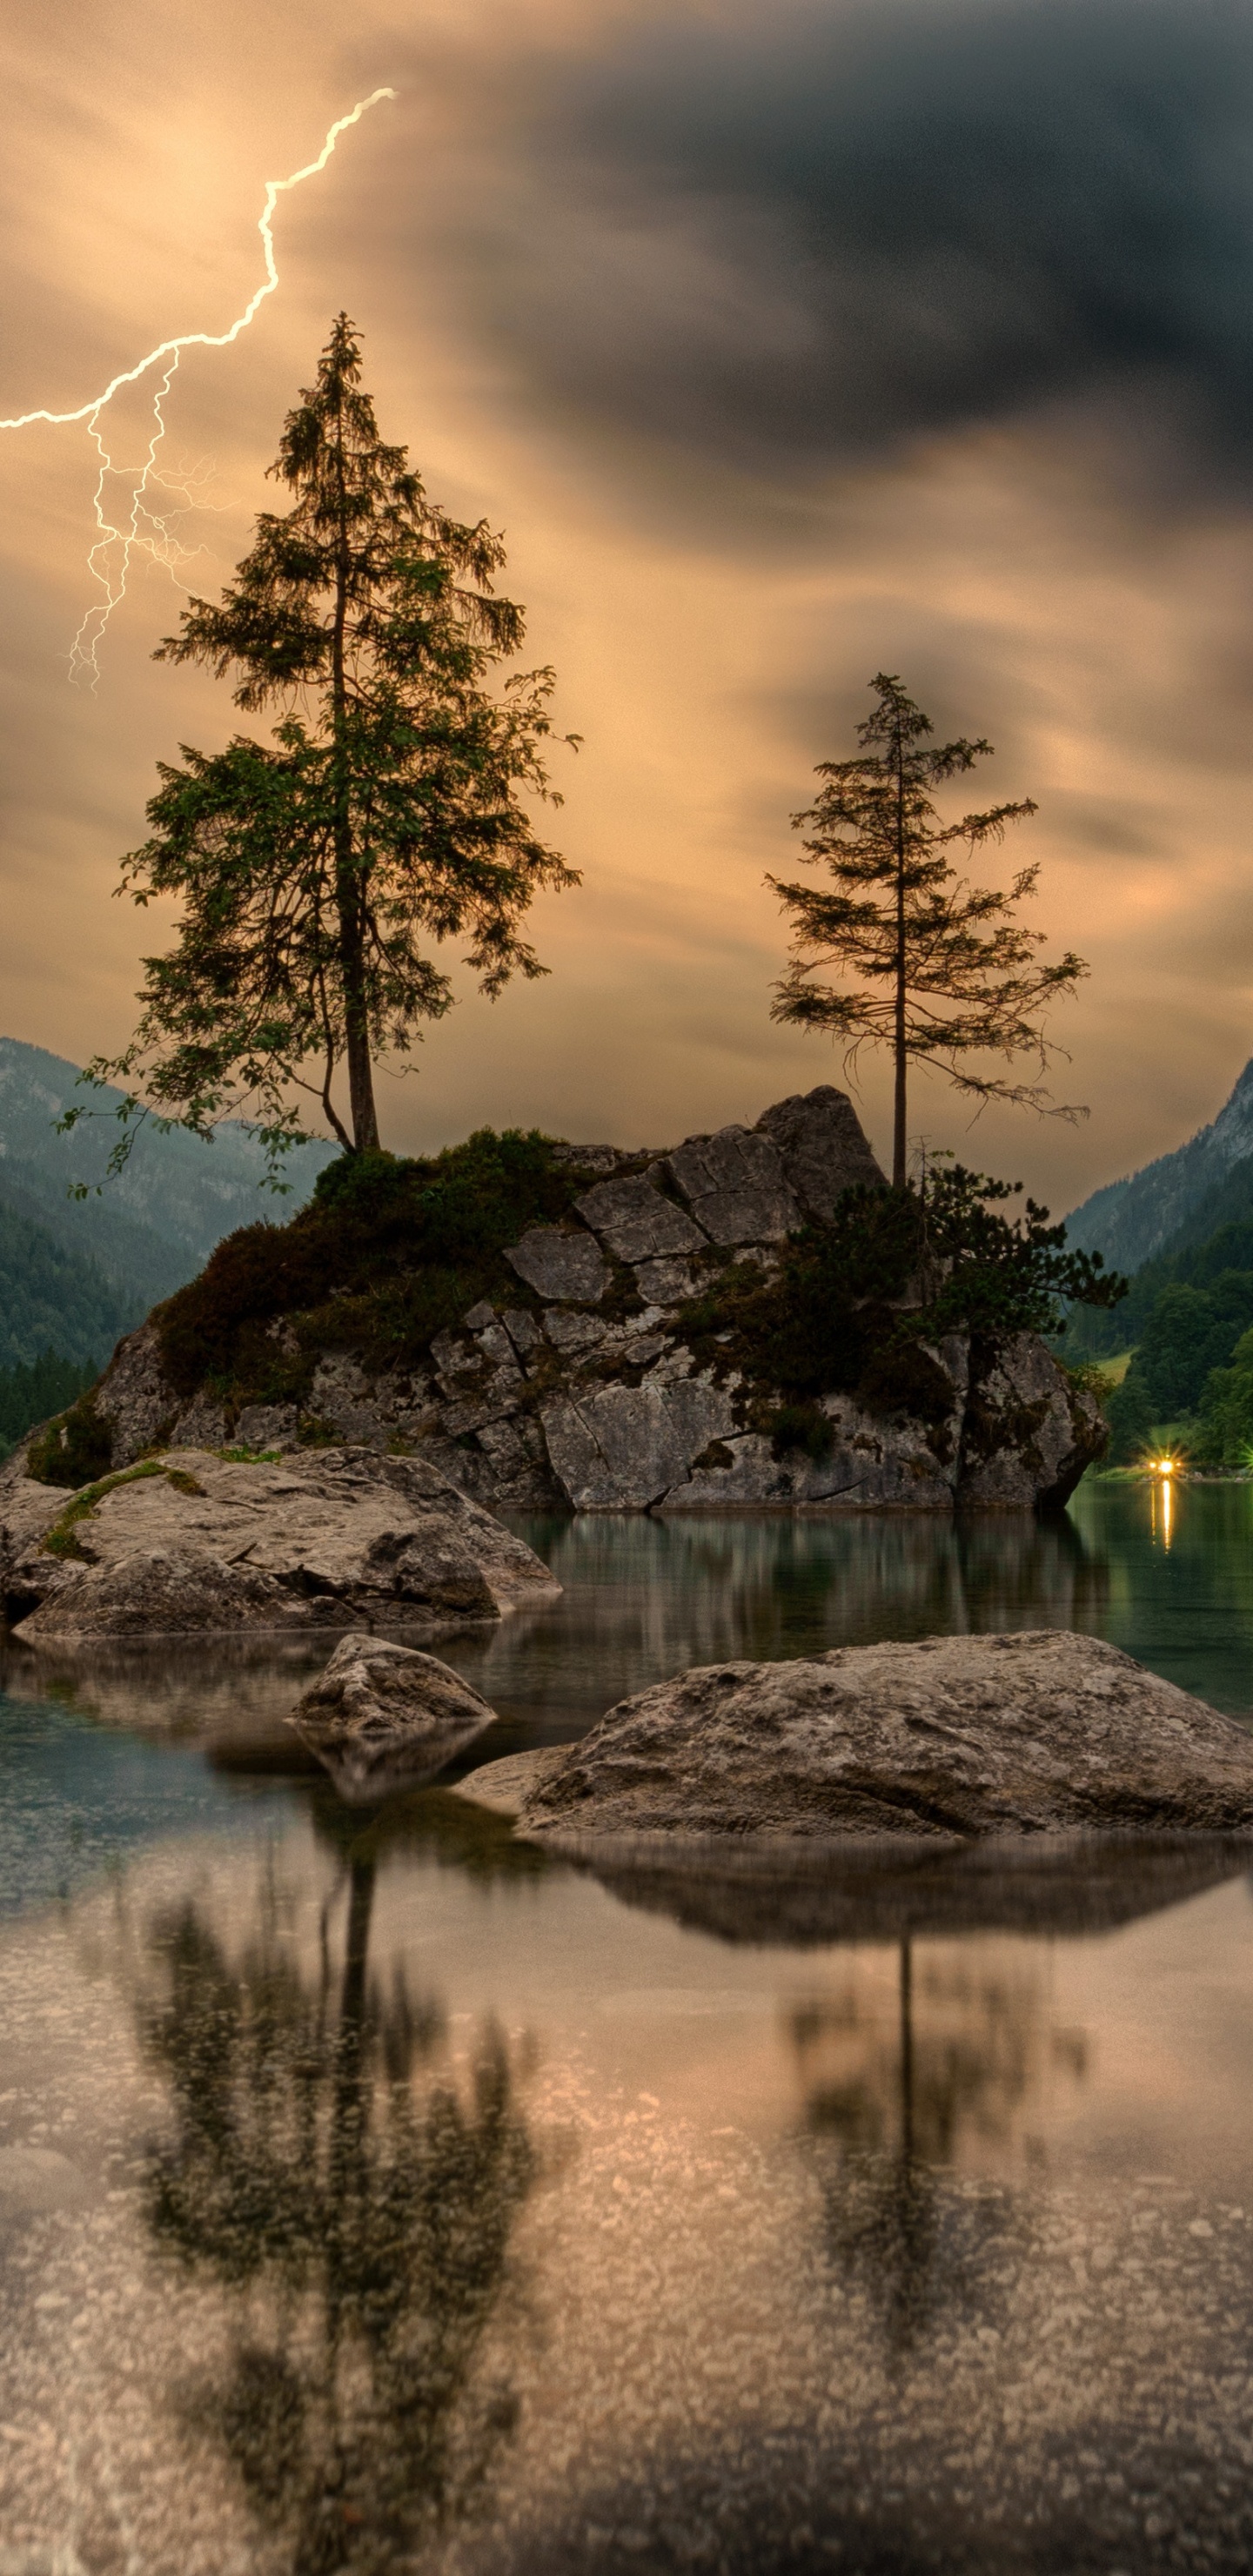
769,674,1085,1187
76,316,579,1171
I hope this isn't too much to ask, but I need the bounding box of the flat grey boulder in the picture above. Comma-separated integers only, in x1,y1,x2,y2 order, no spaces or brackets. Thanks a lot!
663,1125,801,1244
459,1631,1253,1842
573,1171,708,1262
504,1225,608,1303
289,1631,498,1799
5,1446,559,1645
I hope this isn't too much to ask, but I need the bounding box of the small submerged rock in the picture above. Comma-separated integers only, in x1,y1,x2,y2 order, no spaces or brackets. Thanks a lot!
457,1630,1253,1844
289,1630,499,1800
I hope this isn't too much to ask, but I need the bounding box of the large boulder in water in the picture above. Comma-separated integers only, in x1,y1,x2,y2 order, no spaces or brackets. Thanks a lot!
289,1631,498,1800
459,1631,1253,1843
3,1446,558,1645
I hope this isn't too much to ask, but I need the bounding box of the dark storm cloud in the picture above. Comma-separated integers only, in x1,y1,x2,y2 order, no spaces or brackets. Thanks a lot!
467,0,1253,479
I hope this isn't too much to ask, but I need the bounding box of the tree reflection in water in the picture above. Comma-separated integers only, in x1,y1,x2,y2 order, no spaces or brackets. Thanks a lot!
136,1821,534,2573
794,1942,1080,2365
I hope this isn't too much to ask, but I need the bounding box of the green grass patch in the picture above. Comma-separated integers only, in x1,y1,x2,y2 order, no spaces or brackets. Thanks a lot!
42,1460,170,1559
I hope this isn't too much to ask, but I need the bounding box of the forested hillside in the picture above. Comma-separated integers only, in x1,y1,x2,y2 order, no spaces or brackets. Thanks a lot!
1064,1057,1253,1275
0,1199,135,1372
0,1036,337,1452
1071,1207,1253,1464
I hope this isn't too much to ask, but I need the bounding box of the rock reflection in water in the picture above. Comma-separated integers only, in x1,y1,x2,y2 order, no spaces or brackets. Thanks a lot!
134,1816,534,2572
453,1507,1111,1741
569,1832,1252,1946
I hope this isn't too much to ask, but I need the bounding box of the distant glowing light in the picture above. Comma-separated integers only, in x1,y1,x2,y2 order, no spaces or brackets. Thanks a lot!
0,88,396,686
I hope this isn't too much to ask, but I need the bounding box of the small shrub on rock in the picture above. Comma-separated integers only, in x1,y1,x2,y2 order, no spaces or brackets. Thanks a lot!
678,1167,1126,1420
154,1129,590,1404
768,1402,835,1461
27,1393,114,1488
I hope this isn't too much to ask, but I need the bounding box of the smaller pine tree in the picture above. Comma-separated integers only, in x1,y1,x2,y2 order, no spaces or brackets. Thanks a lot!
769,673,1086,1187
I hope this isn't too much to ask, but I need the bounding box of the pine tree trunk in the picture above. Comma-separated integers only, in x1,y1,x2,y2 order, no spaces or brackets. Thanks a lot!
893,1003,907,1190
339,896,381,1153
331,394,380,1156
893,740,908,1188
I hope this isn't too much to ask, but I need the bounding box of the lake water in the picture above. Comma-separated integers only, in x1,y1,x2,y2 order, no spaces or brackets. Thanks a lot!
3,1479,1253,2574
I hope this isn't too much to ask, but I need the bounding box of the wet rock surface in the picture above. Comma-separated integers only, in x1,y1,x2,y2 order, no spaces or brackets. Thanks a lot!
289,1630,499,1800
2,1446,559,1644
462,1630,1253,1843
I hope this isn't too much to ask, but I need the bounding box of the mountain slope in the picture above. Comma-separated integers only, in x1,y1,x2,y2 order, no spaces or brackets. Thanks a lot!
1063,1059,1253,1273
0,1198,136,1372
0,1036,336,1322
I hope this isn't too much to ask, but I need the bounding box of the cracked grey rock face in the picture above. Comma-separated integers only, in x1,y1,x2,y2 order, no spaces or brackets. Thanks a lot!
305,1352,393,1447
465,1631,1253,1844
573,1172,709,1262
3,1448,559,1644
548,1139,623,1175
665,1125,801,1244
234,1403,298,1449
960,1331,1104,1511
288,1629,499,1800
633,1257,697,1305
754,1084,887,1219
504,1226,608,1303
543,1309,608,1354
541,1379,737,1509
502,1308,544,1358
96,1322,175,1466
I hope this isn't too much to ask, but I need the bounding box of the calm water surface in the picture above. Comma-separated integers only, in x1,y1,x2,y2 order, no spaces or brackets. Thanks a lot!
3,1481,1253,2575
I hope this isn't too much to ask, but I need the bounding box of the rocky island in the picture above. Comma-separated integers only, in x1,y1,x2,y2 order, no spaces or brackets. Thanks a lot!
4,1085,1107,1553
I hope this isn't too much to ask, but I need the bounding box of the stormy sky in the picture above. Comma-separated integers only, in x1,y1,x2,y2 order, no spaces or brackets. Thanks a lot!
3,0,1253,1207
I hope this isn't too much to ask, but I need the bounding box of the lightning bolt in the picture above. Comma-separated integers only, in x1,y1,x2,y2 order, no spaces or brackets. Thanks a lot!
0,88,396,686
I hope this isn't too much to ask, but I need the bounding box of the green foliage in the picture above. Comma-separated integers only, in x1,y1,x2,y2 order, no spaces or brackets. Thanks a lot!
1065,1209,1253,1361
0,1350,98,1460
1101,1365,1154,1464
70,314,579,1177
768,1400,836,1461
679,1166,1125,1422
916,1165,1125,1340
27,1392,116,1489
155,1127,583,1403
1196,1327,1253,1466
769,671,1083,1183
1100,1266,1253,1461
